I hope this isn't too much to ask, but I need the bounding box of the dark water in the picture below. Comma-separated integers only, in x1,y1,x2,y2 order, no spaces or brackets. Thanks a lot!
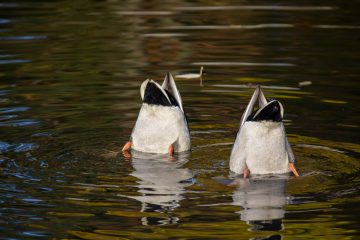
1,0,359,239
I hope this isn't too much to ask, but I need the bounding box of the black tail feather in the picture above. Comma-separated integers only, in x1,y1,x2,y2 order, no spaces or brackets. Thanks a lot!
143,81,172,106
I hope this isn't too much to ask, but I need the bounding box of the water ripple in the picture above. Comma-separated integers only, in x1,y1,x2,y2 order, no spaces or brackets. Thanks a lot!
0,3,18,8
191,130,228,135
297,144,345,153
13,143,38,152
0,141,11,152
10,172,41,181
0,59,31,64
0,0,358,238
0,183,25,193
163,24,294,30
0,106,29,114
0,18,11,24
0,141,38,153
313,25,360,29
0,35,47,41
116,11,173,16
196,142,233,149
192,62,295,67
0,54,18,58
213,84,300,90
201,89,245,93
20,231,49,237
32,132,52,137
142,33,188,38
0,90,10,96
0,119,40,127
22,198,44,204
175,5,335,11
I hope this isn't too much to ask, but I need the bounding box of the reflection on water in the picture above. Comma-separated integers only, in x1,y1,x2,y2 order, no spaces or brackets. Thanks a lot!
127,151,194,225
0,0,360,239
232,176,289,233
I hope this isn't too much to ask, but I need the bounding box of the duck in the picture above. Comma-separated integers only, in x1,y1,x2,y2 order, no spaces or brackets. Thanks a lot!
229,86,299,178
122,72,191,155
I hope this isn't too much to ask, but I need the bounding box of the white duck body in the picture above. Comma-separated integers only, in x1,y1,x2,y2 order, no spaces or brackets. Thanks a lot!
131,103,190,153
230,121,290,174
130,73,191,154
230,86,294,175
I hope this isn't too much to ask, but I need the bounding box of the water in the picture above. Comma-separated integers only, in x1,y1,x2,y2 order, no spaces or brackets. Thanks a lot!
0,0,359,239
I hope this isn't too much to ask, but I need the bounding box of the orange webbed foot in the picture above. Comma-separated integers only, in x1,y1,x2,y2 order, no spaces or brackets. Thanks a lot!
243,167,250,179
122,141,132,152
168,145,174,156
289,163,299,177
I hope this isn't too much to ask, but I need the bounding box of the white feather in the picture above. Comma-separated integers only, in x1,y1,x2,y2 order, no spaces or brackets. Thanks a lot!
131,103,191,154
239,86,268,127
162,73,184,112
230,121,290,174
140,79,149,100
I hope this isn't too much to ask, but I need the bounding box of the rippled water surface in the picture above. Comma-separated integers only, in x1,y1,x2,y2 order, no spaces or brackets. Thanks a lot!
1,0,359,239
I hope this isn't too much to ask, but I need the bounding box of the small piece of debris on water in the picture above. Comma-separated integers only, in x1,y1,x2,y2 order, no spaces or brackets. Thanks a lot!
298,81,312,87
